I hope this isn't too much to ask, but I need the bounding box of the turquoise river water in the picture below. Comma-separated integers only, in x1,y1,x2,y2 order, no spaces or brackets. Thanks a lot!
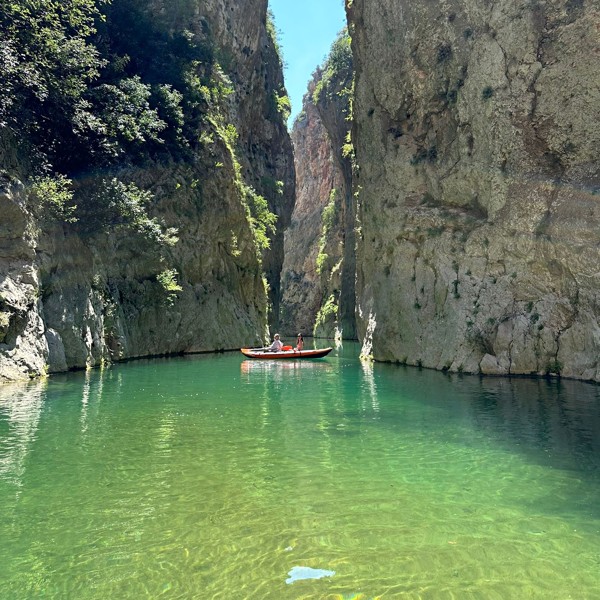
0,342,599,599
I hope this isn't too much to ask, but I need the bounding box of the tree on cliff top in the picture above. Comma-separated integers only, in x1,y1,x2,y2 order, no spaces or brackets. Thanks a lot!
0,0,105,167
0,0,221,174
312,28,352,105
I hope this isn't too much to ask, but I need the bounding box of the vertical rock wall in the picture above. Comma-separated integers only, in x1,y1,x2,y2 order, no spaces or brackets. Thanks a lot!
281,32,356,340
0,177,47,380
313,49,356,340
281,79,344,337
0,0,294,381
199,0,295,332
349,0,600,381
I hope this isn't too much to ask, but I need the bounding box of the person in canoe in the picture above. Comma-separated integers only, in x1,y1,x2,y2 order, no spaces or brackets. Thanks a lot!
268,333,284,352
295,333,304,351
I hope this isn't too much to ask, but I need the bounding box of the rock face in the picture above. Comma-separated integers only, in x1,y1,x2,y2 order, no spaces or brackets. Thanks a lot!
281,78,344,337
0,177,47,381
281,32,356,340
348,0,600,380
0,0,294,381
200,0,295,332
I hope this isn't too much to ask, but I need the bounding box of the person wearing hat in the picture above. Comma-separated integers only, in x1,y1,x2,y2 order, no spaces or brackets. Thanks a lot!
268,333,283,352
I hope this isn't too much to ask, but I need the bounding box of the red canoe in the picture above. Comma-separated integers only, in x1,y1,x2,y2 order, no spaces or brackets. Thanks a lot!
240,347,333,359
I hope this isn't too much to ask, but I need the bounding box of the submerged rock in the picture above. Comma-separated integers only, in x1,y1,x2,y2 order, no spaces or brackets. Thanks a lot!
285,566,335,584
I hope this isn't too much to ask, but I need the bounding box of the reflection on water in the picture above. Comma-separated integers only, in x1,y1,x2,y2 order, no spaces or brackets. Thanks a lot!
0,380,46,490
0,345,599,598
240,357,334,375
360,360,380,416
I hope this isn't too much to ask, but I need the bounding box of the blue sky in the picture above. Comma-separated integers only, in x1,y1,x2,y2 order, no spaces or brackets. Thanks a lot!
268,0,347,126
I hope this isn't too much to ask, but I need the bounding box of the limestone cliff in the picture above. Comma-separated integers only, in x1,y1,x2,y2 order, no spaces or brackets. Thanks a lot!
281,31,356,340
281,78,344,337
349,0,600,381
0,0,294,381
198,1,295,331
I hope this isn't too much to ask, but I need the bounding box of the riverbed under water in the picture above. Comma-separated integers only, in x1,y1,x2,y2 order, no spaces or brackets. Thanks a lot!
0,342,599,599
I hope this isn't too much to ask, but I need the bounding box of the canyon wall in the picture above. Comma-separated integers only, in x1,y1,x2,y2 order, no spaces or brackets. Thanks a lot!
281,31,356,340
0,0,294,381
281,77,343,338
200,1,295,331
348,0,600,380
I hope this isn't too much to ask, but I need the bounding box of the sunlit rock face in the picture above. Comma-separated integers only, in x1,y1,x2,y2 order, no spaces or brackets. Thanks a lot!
348,0,600,380
282,38,356,340
281,78,344,337
197,0,295,332
0,0,294,381
0,177,47,381
313,54,356,341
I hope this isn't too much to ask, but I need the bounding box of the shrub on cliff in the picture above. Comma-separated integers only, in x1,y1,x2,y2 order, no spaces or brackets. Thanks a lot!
312,29,353,105
0,0,222,173
75,177,178,247
0,0,105,166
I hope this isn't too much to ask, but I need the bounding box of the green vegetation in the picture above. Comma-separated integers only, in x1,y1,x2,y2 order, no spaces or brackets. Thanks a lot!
313,294,338,337
0,0,104,164
240,183,277,252
545,359,563,376
266,9,291,124
274,92,291,121
316,189,339,275
312,29,353,106
0,0,242,171
0,0,287,277
214,117,278,256
260,177,284,196
342,129,354,161
266,9,283,66
0,0,228,266
156,268,183,306
29,175,77,223
76,178,178,248
311,30,354,166
1,0,224,172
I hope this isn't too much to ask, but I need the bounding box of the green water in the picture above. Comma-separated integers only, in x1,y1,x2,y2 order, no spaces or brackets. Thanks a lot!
1,343,599,599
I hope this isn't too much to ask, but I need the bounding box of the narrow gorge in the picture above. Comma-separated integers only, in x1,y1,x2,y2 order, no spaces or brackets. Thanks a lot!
2,0,600,384
281,30,356,341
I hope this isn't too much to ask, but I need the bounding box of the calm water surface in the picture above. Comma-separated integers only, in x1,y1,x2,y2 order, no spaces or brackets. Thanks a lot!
0,342,599,599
